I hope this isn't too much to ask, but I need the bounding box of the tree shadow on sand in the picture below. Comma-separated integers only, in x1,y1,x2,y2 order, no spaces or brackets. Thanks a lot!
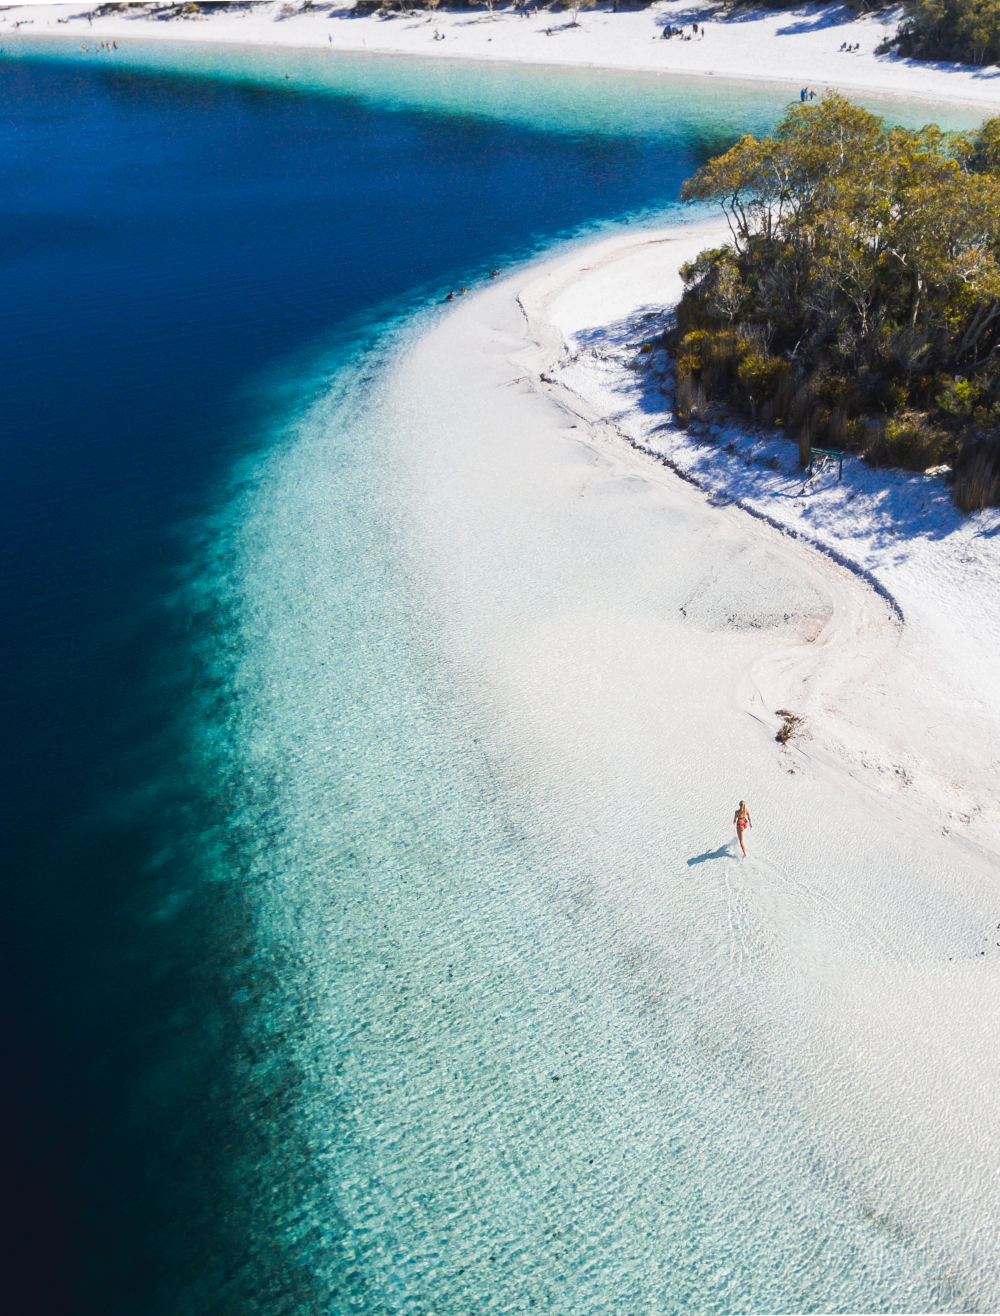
775,4,862,38
563,307,977,549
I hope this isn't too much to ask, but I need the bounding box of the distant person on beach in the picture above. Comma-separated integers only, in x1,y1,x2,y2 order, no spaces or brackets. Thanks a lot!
734,801,752,856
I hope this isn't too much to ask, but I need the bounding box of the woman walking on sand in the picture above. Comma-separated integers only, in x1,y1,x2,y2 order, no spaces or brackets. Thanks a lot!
734,800,752,856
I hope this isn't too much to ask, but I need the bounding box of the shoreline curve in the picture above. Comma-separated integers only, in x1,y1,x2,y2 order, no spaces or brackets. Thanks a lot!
511,221,1000,870
9,2,1000,116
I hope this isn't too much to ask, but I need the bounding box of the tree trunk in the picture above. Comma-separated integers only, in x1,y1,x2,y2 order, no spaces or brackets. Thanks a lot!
799,425,811,467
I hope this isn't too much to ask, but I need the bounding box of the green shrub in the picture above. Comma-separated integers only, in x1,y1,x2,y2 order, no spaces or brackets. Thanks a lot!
954,437,1000,510
844,418,872,452
972,401,1000,427
676,330,714,378
893,0,1000,69
736,350,787,416
867,414,944,470
675,94,1000,500
937,377,980,421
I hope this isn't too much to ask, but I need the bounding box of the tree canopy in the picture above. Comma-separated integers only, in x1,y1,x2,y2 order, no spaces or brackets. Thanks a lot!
674,94,1000,508
720,0,1000,69
891,0,1000,67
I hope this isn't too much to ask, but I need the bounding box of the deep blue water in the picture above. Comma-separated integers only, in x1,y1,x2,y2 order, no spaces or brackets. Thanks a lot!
0,52,735,1316
1,46,986,1316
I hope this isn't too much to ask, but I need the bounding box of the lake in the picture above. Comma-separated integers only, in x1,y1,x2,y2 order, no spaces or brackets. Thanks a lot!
1,41,992,1315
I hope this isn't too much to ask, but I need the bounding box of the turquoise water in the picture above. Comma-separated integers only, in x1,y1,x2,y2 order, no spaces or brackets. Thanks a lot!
212,273,993,1315
3,40,995,1315
15,32,994,139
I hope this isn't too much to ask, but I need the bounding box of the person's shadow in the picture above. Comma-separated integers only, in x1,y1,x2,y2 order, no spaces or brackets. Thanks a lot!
686,844,731,866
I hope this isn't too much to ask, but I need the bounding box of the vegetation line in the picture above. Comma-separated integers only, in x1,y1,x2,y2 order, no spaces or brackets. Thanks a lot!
883,0,1000,69
724,0,1000,71
673,93,1000,511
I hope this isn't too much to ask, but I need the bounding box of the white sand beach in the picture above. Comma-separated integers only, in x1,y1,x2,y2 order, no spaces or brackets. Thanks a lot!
8,11,996,850
9,6,997,856
365,237,1000,1304
522,224,1000,868
7,0,1000,111
12,8,1000,1295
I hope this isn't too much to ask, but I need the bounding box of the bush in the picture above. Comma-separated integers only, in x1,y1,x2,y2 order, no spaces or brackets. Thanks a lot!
775,710,802,743
736,349,788,417
865,414,944,469
893,0,1000,68
953,436,1000,510
972,401,1000,427
675,329,714,377
937,377,980,421
844,416,875,451
675,94,1000,505
676,374,708,426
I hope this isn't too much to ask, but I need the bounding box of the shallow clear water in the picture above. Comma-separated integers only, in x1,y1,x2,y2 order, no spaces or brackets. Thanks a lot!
224,282,996,1315
3,42,995,1316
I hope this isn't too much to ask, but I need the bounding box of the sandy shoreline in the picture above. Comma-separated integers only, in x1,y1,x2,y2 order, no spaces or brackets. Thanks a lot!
12,0,994,871
511,222,1000,872
11,16,998,1289
12,0,998,934
8,1,1000,112
384,237,1000,1300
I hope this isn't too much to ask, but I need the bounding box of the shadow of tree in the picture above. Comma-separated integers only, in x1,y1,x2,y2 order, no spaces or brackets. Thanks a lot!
565,305,965,549
886,53,1000,81
775,3,861,37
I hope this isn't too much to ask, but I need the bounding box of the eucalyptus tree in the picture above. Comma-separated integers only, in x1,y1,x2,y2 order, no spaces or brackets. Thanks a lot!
675,94,1000,500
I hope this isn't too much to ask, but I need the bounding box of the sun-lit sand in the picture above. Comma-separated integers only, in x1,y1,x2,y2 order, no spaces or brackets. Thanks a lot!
519,224,1000,867
12,7,1000,1294
374,239,1000,1303
8,0,1000,110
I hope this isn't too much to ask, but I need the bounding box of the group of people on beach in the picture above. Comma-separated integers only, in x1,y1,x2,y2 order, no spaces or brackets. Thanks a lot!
444,270,500,301
662,23,704,39
799,86,818,100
